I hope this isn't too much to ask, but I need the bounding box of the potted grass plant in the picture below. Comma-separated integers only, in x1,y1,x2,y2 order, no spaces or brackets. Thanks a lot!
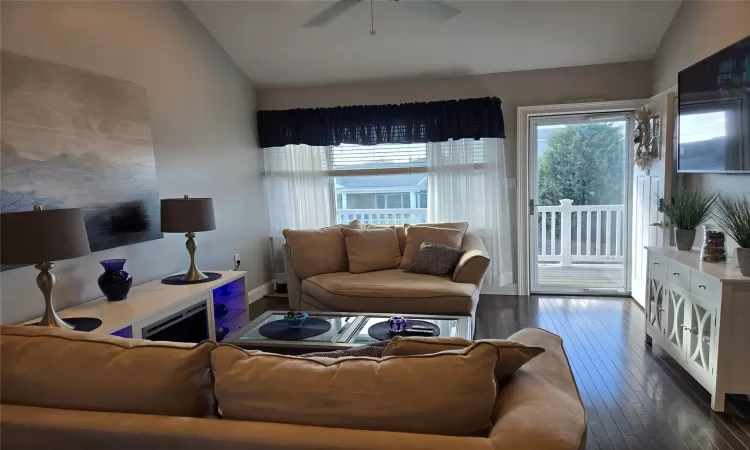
658,189,717,251
714,195,750,277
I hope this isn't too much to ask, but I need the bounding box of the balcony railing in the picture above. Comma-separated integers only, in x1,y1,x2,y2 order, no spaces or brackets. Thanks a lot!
337,208,427,225
338,201,624,268
537,199,625,266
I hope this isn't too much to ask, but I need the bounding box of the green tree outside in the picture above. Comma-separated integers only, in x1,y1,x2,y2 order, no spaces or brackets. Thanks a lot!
538,123,625,207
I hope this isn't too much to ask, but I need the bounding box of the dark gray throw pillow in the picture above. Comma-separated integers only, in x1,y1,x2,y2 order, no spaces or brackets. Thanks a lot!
301,341,388,358
405,241,464,277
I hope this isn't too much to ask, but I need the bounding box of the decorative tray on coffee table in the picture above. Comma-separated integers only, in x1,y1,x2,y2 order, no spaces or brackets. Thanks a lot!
223,311,471,352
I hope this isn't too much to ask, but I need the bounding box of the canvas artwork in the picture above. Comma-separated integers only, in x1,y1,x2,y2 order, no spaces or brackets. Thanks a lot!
1,51,162,270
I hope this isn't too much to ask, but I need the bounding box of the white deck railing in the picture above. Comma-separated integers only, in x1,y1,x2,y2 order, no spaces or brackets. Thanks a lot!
337,208,427,225
537,199,625,266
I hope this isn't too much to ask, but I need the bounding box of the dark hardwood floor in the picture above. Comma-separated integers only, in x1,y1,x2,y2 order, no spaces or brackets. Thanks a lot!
475,295,750,450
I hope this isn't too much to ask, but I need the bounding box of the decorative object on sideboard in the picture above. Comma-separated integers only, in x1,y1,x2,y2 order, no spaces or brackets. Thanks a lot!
0,205,101,331
215,326,230,341
700,226,727,263
97,259,133,301
657,189,717,251
160,196,222,284
714,195,750,277
214,303,229,319
0,51,162,273
634,106,659,172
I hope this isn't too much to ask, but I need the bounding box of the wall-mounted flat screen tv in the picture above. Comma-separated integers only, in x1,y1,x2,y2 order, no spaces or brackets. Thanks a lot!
678,35,750,173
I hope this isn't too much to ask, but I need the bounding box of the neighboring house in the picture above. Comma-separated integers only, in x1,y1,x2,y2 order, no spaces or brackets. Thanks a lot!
334,173,427,225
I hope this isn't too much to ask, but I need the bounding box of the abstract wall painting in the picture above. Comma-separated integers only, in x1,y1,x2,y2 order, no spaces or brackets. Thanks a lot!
1,51,162,270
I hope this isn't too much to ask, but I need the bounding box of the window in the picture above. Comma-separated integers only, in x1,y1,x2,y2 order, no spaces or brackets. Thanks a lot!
376,193,410,209
417,190,427,209
331,143,429,225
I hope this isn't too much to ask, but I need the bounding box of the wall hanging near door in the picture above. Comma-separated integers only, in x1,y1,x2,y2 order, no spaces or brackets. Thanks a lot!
633,106,659,171
0,51,162,271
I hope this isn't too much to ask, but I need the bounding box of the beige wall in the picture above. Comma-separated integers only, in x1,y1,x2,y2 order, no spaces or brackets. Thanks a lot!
652,1,750,95
0,2,270,324
651,1,750,201
258,61,653,281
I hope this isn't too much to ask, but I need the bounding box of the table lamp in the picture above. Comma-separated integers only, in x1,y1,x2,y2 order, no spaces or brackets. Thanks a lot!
161,195,220,284
1,205,100,330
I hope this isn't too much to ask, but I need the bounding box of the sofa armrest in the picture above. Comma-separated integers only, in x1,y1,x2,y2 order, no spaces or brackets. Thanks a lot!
282,243,302,310
453,232,490,285
489,328,587,450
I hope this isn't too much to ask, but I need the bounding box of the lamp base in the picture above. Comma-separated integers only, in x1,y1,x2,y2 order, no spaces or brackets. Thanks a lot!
28,317,102,332
161,272,223,285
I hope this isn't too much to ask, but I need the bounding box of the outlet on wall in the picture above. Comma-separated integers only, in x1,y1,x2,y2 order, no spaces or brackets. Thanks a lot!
233,253,241,268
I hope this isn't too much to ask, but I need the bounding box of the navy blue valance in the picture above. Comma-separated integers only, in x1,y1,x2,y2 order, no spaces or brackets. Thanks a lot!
257,97,505,148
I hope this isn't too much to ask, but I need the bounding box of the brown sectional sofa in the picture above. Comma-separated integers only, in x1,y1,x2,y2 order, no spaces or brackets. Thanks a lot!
283,222,490,322
0,325,586,450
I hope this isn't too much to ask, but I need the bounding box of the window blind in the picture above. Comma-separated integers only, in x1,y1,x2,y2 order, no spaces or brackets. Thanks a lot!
265,140,486,177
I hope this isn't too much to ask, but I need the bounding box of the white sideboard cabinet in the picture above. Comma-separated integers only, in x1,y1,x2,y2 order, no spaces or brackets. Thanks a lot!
644,247,750,411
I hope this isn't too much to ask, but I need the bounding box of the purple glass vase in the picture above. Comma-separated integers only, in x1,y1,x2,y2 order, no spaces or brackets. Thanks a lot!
98,259,133,301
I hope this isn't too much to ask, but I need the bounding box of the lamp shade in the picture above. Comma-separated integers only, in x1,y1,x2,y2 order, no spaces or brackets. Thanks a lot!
1,207,91,264
161,197,216,233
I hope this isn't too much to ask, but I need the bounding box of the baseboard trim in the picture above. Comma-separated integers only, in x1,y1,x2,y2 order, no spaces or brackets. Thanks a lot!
481,283,518,296
247,281,273,304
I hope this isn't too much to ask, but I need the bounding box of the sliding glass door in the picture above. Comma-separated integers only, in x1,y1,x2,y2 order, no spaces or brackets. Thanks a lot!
528,113,633,294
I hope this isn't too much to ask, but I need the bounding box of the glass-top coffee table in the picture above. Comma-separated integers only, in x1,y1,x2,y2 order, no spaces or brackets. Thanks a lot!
223,311,472,354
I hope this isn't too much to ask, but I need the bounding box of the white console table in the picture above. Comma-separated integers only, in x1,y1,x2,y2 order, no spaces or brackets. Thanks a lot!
644,247,750,411
22,271,249,341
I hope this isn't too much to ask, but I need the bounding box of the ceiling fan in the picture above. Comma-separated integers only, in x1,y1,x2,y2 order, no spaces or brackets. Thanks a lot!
302,0,461,28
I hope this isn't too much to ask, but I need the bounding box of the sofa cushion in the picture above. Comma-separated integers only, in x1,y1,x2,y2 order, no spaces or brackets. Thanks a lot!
302,269,477,314
283,221,362,278
366,224,407,254
0,325,215,417
211,342,499,436
401,226,463,269
366,223,468,255
342,227,401,274
418,221,469,235
383,336,545,381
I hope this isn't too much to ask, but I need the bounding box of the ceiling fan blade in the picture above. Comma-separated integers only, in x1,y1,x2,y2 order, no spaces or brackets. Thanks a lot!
400,1,460,21
303,0,364,27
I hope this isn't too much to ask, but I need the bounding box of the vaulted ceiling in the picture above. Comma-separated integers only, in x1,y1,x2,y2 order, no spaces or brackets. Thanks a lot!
187,1,681,88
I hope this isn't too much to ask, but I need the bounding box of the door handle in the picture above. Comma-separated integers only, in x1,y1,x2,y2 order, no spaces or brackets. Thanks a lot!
650,221,664,228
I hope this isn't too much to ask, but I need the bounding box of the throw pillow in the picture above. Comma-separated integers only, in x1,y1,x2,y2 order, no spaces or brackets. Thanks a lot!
210,342,500,436
401,226,463,269
0,325,216,417
283,221,363,279
300,341,388,358
416,222,469,236
366,224,407,254
382,335,545,382
405,241,464,277
342,227,401,273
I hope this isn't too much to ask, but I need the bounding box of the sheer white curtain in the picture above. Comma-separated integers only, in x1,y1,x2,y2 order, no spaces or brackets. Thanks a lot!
263,144,333,235
427,138,513,291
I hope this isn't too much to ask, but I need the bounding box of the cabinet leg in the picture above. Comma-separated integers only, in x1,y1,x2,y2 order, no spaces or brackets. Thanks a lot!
645,332,652,345
711,391,726,412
